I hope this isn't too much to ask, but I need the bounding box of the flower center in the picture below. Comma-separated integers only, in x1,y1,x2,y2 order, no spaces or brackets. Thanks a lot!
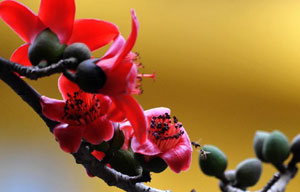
148,113,184,152
129,52,155,95
62,91,102,125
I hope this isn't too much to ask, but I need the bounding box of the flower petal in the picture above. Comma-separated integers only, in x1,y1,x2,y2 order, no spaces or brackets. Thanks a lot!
0,0,45,43
54,123,84,153
160,131,192,173
131,136,161,156
38,0,75,43
101,35,126,60
91,150,106,160
58,74,80,100
10,44,31,66
112,94,146,143
120,121,134,150
145,107,171,123
40,95,66,122
83,116,114,145
112,10,139,71
68,19,119,51
107,101,126,122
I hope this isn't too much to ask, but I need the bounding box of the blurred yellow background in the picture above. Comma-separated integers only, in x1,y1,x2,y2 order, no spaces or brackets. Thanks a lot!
0,0,300,191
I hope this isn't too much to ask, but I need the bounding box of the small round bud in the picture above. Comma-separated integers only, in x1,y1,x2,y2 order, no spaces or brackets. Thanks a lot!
63,43,91,67
134,153,168,173
28,29,65,66
108,149,142,176
291,134,300,163
235,158,262,188
108,126,125,152
199,145,227,177
262,130,290,167
74,59,106,93
224,170,236,183
253,131,270,162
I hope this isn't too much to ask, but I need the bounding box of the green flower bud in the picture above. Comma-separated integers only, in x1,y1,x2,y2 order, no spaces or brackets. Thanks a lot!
63,43,91,67
291,134,300,163
235,158,262,188
224,170,236,183
70,59,106,93
199,145,227,177
262,130,290,169
108,149,142,176
93,141,110,152
253,131,270,162
28,28,65,67
108,126,125,152
134,153,167,173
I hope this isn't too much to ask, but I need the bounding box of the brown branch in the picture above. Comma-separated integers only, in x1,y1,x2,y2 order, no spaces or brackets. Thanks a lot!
0,56,171,192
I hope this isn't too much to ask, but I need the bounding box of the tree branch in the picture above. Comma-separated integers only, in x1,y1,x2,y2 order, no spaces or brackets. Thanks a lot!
0,56,171,192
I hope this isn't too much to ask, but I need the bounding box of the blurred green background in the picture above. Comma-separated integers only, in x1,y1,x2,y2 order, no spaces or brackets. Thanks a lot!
0,0,300,191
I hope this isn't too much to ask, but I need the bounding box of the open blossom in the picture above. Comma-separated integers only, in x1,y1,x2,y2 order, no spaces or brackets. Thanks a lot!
40,86,114,153
60,10,154,144
126,107,193,173
0,0,119,66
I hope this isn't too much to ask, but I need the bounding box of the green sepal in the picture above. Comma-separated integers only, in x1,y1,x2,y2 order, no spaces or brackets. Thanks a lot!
199,145,228,177
134,153,167,173
108,125,125,153
93,141,110,153
28,28,65,66
63,43,91,68
235,158,262,188
291,134,300,163
108,149,142,176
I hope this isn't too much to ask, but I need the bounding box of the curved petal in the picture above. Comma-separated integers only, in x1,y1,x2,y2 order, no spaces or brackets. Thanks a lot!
112,95,146,143
145,107,171,123
101,35,126,60
160,132,192,173
131,137,161,156
0,0,45,43
91,150,106,160
112,10,139,71
54,123,84,153
58,74,80,100
83,116,114,145
38,0,75,43
10,44,31,66
68,19,119,51
40,96,66,122
107,100,126,122
96,95,112,115
120,121,134,150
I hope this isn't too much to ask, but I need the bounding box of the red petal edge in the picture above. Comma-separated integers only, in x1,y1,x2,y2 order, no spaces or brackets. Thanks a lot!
38,0,75,43
10,44,32,66
40,96,66,122
0,0,45,43
68,19,119,51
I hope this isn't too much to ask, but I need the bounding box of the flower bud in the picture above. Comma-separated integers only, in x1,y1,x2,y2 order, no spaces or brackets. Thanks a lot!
199,145,227,177
28,29,65,67
291,134,300,163
63,43,91,67
108,149,142,176
262,130,290,168
235,158,262,188
73,59,106,93
253,131,270,162
134,153,167,173
224,170,236,183
108,126,125,152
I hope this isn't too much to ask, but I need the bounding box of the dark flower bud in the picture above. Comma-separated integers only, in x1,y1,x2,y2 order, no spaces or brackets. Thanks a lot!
291,134,300,163
253,131,270,162
108,149,142,176
224,170,236,183
262,130,290,171
235,158,262,188
63,43,91,68
64,59,106,93
199,145,227,177
134,153,168,173
28,28,65,67
108,126,125,152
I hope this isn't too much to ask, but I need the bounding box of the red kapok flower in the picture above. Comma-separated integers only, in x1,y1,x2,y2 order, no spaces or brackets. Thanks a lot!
0,0,119,66
40,89,114,153
59,10,153,144
130,107,193,173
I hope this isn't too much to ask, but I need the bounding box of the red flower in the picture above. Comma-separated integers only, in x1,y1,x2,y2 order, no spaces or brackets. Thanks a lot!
0,0,119,66
60,10,154,144
40,87,114,153
129,107,192,173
